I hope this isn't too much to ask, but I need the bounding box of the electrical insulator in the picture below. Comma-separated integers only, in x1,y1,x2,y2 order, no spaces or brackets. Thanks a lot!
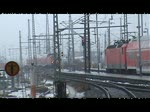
61,52,63,56
82,38,85,46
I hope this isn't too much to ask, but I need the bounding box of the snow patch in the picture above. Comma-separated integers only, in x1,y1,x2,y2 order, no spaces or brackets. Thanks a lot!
75,92,85,98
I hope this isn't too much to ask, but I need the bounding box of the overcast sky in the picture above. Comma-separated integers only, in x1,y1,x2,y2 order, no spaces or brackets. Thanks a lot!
0,14,149,62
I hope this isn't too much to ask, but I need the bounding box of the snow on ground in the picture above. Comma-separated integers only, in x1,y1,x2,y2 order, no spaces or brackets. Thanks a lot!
67,85,85,98
8,88,31,98
63,70,107,76
63,69,85,74
75,92,85,98
45,93,54,98
5,79,85,98
8,88,54,98
7,85,85,98
124,82,130,84
67,85,76,98
43,80,53,85
102,80,110,82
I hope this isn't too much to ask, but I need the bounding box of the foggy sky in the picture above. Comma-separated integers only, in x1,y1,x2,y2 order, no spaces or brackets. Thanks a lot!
0,14,149,62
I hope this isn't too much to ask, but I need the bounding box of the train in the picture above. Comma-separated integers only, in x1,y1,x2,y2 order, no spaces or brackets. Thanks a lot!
105,35,150,74
24,35,150,75
26,53,54,66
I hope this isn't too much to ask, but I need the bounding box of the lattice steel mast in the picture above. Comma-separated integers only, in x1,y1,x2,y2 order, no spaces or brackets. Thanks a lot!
46,14,50,54
84,14,91,73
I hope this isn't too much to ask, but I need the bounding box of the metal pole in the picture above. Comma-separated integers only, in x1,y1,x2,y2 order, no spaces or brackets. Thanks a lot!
141,14,143,36
94,28,96,44
120,18,123,40
28,19,32,67
84,14,87,72
28,19,32,62
19,30,25,98
46,14,48,54
68,14,71,70
84,14,91,73
53,14,66,98
124,14,128,41
46,14,50,54
126,14,128,41
28,19,31,61
61,34,64,71
31,14,36,98
31,64,36,98
138,14,142,75
11,75,15,89
32,14,37,65
2,71,5,98
87,15,91,73
71,16,75,71
124,15,125,40
104,32,107,49
53,14,61,79
67,14,75,71
108,19,110,46
96,14,100,72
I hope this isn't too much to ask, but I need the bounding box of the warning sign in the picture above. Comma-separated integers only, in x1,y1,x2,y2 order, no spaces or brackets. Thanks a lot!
5,61,20,76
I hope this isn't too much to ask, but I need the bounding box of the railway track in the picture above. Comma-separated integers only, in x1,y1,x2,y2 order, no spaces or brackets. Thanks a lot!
86,78,150,98
32,71,150,98
107,81,150,98
61,71,150,85
57,75,136,98
62,77,111,98
34,71,150,98
85,78,136,98
39,76,111,98
88,78,150,93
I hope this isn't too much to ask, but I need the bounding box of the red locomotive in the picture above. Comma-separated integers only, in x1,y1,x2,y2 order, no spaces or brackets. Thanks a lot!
105,35,150,74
